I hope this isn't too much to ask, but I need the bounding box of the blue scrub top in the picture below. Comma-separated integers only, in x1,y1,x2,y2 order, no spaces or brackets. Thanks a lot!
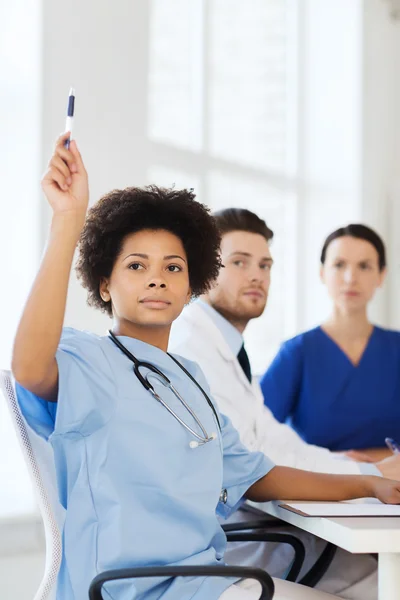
260,326,400,451
16,328,273,600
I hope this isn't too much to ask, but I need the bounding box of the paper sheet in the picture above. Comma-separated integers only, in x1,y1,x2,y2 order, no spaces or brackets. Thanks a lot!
279,501,400,517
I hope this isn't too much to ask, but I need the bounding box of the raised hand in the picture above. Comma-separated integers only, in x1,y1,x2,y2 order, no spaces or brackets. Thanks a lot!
41,132,89,219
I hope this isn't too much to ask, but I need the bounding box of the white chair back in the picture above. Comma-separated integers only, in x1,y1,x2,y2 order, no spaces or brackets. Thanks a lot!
0,370,65,600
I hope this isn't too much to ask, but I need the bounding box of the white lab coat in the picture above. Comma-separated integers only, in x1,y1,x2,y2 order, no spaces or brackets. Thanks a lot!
169,302,361,475
169,302,378,600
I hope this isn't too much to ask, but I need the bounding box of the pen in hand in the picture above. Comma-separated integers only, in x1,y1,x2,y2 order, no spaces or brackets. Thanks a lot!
64,87,75,149
385,437,400,455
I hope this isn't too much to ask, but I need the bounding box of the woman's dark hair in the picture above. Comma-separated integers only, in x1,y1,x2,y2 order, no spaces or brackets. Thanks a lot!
212,208,274,242
76,185,222,316
320,224,386,271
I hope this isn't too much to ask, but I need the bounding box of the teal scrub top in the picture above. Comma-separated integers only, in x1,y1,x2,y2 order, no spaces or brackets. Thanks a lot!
16,328,273,600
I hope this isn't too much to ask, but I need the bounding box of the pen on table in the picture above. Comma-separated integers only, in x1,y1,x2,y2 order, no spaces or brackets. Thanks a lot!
385,437,400,455
64,87,75,149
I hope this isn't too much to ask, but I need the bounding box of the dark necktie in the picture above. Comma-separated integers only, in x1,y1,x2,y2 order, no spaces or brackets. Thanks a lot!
237,344,252,383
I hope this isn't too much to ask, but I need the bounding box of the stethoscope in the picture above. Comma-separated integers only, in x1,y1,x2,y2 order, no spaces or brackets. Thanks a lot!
108,330,221,449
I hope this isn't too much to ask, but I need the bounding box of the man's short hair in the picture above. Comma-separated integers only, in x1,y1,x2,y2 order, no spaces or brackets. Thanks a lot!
212,208,273,243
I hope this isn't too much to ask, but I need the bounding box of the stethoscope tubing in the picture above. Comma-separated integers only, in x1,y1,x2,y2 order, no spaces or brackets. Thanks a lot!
108,330,220,446
149,384,210,443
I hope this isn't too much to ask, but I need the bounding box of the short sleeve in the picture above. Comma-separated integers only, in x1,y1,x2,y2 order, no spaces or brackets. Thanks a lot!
260,337,303,423
217,412,274,518
174,356,275,520
15,328,116,441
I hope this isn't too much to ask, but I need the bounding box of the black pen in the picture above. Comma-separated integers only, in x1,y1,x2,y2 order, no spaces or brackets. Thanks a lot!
64,87,75,149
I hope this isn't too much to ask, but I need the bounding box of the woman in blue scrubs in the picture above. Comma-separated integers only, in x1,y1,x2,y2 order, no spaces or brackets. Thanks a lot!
260,224,400,455
12,135,400,600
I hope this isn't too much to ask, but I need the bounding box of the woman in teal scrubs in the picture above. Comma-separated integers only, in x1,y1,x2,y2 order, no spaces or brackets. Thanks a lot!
12,134,400,600
261,224,400,454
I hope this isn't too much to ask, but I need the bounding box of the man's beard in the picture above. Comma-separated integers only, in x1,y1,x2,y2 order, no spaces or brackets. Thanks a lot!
211,297,266,328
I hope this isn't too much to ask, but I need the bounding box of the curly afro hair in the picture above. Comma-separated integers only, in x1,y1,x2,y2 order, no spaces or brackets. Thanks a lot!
75,185,222,316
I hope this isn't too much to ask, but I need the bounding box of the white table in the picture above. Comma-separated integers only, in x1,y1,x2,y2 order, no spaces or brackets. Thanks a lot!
251,500,400,600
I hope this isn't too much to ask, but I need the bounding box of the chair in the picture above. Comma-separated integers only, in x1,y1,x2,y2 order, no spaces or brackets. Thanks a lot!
224,520,337,589
230,507,337,588
1,369,308,600
0,370,64,600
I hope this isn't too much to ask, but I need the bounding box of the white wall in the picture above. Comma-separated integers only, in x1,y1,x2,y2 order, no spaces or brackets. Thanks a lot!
0,515,45,600
0,2,45,594
372,3,400,329
41,0,153,335
0,0,41,368
296,0,363,330
0,551,45,600
361,0,400,325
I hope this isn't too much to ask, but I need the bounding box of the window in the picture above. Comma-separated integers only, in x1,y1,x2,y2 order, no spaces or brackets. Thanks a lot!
0,0,41,517
147,0,298,372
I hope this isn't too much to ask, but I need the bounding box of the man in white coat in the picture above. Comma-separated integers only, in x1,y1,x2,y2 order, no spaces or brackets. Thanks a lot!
169,208,400,600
